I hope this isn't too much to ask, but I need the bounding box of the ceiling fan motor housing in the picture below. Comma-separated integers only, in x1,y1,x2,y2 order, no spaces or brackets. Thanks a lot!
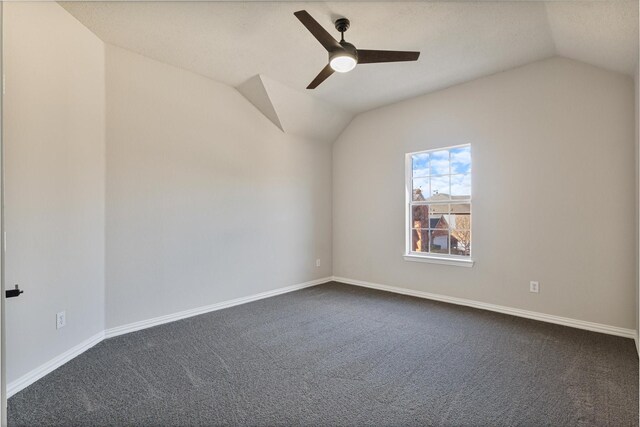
329,41,358,72
331,41,358,60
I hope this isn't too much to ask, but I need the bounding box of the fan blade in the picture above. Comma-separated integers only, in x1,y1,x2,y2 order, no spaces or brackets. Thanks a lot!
307,64,334,89
294,10,341,52
356,50,420,64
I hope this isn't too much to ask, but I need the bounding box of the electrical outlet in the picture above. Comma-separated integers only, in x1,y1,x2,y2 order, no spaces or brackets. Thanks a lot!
529,281,539,293
316,259,321,267
56,311,66,329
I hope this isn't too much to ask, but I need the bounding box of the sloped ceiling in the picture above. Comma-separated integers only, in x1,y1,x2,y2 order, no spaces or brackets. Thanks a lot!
238,74,354,141
546,1,638,76
60,1,638,115
237,75,285,132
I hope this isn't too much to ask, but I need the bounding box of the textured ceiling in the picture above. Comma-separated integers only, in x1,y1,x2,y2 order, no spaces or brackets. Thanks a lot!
60,1,638,113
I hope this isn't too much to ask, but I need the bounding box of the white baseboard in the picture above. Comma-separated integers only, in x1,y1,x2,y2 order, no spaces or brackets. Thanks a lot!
7,276,332,398
333,276,637,339
104,276,331,338
7,331,105,398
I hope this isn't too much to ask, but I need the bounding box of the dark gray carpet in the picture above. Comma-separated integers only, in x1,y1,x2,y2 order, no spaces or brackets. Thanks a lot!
8,282,639,426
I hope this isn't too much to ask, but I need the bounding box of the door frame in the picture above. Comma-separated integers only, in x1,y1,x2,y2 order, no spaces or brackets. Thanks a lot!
1,1,7,425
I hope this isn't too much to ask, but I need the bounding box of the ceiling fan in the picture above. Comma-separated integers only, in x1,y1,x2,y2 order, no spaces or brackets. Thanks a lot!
294,10,420,89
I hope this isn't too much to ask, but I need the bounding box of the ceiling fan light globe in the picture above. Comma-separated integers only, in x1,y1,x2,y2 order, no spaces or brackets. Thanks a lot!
330,55,357,73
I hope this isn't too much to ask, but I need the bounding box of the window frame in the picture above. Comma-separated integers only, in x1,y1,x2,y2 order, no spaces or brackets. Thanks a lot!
404,144,474,267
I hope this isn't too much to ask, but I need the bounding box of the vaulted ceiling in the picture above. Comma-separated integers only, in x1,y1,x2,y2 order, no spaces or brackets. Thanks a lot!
61,1,638,114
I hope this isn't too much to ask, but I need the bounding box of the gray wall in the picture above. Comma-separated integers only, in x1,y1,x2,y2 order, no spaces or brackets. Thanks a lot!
104,45,332,328
3,2,332,383
333,57,636,329
4,2,106,383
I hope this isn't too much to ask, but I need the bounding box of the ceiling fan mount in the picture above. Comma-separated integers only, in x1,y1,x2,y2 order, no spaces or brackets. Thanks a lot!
334,17,350,35
294,10,420,89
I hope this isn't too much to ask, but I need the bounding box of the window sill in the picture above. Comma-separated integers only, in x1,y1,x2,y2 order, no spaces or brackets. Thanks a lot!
403,254,474,267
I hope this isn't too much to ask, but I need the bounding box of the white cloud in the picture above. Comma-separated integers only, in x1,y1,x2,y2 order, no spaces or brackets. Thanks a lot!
430,150,449,175
450,174,471,196
451,148,471,174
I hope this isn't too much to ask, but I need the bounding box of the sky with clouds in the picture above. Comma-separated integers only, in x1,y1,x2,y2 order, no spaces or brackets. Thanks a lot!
412,145,471,199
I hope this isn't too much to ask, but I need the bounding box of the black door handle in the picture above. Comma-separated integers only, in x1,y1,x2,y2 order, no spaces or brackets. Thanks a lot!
6,284,23,298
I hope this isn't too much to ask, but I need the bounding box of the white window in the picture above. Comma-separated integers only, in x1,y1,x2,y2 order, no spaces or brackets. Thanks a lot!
405,144,473,266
